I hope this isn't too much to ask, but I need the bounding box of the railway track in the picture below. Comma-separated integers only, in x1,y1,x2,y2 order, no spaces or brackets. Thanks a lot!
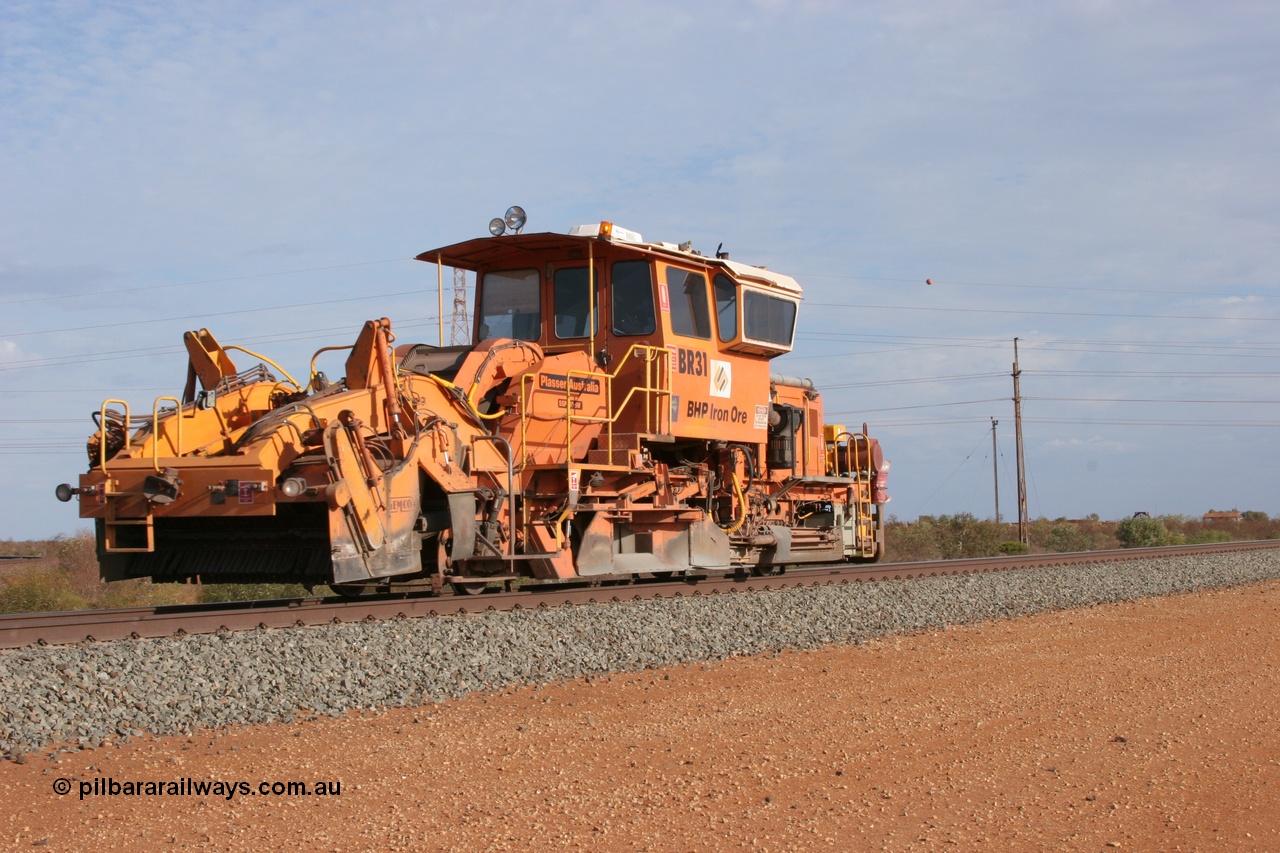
4,540,1279,649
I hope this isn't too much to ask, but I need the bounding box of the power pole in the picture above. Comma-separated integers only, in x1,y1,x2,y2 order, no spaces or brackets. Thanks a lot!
1013,338,1029,545
990,417,1000,524
450,267,469,345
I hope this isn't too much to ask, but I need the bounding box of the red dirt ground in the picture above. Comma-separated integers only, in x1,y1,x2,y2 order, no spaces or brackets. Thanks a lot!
3,578,1278,851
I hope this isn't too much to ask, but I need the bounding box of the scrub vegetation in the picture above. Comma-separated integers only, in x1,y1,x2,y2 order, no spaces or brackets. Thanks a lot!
885,511,1280,562
0,533,306,614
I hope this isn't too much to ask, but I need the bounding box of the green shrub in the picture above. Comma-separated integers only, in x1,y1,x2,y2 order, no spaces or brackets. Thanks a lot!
1187,529,1233,544
0,571,89,614
1038,523,1091,553
932,513,1003,558
885,516,942,561
197,583,311,603
1116,515,1173,548
103,579,198,608
997,540,1029,555
53,532,107,602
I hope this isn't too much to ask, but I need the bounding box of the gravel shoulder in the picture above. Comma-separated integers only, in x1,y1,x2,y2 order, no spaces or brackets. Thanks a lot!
2,574,1279,851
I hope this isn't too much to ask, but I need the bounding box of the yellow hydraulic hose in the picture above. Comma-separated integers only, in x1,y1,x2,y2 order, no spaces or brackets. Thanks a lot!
720,473,748,536
429,374,504,424
224,345,302,390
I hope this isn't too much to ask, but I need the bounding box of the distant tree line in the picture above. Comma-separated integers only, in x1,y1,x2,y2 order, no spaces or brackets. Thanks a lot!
885,511,1279,562
0,533,306,614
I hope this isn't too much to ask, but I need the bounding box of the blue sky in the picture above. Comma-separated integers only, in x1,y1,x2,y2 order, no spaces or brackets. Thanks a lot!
2,1,1278,539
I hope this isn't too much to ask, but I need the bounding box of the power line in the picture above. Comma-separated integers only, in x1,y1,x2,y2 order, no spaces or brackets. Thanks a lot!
0,287,436,339
803,301,1280,324
911,427,994,517
794,271,1280,301
1028,370,1280,379
6,251,1272,309
1027,417,1279,427
0,258,410,306
0,316,444,373
831,398,1009,414
798,330,1280,351
1026,396,1280,404
819,372,1006,390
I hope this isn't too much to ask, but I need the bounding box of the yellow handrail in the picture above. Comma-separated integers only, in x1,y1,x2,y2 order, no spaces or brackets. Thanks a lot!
97,399,130,474
151,396,182,471
564,345,671,465
840,430,877,557
515,344,672,468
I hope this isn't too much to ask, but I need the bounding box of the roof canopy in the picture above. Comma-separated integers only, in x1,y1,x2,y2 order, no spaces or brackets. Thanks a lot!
415,230,803,298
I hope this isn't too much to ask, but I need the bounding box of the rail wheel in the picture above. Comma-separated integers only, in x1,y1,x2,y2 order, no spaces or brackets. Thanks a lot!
329,583,373,598
751,565,785,577
451,581,489,595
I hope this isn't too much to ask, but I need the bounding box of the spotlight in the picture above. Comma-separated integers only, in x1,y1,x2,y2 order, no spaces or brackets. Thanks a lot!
281,477,308,498
504,205,526,233
141,467,182,504
488,206,527,236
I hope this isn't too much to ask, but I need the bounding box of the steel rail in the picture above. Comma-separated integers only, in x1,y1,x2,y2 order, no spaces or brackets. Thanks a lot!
3,539,1278,649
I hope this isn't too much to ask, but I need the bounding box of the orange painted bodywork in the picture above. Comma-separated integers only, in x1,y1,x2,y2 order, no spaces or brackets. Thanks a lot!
62,224,886,588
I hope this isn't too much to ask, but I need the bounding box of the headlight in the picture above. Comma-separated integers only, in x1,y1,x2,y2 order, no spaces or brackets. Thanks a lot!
504,205,526,233
281,477,308,498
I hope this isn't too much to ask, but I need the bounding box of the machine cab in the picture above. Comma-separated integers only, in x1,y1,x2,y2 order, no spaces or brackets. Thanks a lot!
416,221,803,446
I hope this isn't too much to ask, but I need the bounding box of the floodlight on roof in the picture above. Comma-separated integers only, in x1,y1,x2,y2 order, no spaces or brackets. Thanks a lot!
504,206,527,233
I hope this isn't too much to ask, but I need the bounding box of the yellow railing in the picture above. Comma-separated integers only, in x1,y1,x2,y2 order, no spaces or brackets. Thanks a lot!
151,396,183,471
97,395,191,473
518,345,671,468
96,399,129,474
839,430,877,558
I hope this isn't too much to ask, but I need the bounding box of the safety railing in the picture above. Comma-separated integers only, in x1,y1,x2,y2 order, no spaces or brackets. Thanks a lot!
96,399,130,474
151,397,182,471
517,344,671,468
838,430,878,558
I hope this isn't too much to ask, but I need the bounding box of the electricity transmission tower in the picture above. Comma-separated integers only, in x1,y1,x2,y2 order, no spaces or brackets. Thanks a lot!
450,267,469,345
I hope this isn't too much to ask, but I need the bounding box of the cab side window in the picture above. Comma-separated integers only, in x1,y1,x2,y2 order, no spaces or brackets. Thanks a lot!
610,260,655,336
713,274,738,342
743,290,796,346
553,267,599,339
667,268,711,339
478,269,541,341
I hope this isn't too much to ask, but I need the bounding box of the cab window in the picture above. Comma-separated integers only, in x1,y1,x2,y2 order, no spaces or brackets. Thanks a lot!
743,289,797,346
713,274,737,342
553,267,599,339
610,260,655,336
478,269,541,341
666,268,711,339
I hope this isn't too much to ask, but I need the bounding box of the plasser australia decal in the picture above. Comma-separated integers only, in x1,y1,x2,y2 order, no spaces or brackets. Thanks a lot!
538,373,602,394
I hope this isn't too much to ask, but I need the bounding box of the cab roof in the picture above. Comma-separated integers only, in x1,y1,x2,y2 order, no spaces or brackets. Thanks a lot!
415,228,803,296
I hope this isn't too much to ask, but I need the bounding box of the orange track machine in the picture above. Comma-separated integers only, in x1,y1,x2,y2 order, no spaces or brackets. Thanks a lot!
58,215,888,593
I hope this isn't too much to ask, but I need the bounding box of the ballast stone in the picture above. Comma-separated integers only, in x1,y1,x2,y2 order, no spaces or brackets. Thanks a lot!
2,550,1280,761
